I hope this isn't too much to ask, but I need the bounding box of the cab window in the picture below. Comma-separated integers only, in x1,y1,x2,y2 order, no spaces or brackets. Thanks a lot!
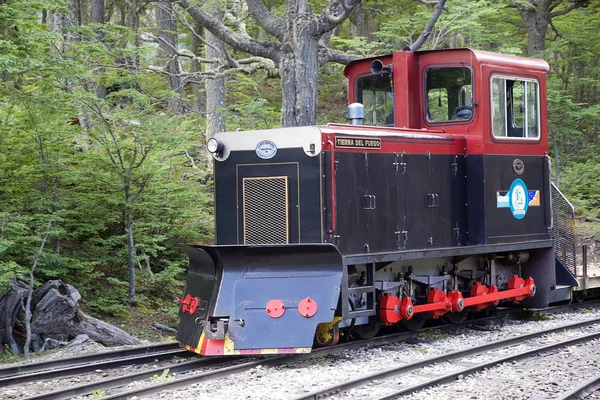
357,75,393,126
491,77,539,139
426,67,473,123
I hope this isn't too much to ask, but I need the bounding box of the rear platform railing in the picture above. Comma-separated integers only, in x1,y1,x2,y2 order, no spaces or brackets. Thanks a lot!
551,182,577,276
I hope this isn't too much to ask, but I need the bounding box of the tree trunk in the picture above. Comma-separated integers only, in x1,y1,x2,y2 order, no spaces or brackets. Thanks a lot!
279,1,319,127
90,0,108,99
519,0,550,56
0,277,27,356
190,21,206,114
552,127,561,187
156,1,184,114
205,10,227,137
126,209,135,304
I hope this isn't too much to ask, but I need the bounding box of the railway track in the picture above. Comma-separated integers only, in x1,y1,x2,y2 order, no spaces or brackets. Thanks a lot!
555,374,600,400
2,301,600,400
3,312,511,400
0,342,186,386
294,317,600,400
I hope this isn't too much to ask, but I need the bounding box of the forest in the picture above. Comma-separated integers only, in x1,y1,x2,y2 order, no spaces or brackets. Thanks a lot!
0,0,599,340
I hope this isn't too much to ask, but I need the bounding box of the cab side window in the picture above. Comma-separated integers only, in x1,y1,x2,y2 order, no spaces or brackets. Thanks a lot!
426,67,473,123
491,77,539,139
357,75,394,126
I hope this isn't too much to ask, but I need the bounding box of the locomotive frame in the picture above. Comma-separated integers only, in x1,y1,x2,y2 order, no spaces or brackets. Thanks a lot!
177,48,582,356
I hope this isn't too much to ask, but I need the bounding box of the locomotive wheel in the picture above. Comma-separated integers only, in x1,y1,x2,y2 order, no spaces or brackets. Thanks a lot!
352,321,381,340
398,314,426,332
573,291,585,303
442,310,470,324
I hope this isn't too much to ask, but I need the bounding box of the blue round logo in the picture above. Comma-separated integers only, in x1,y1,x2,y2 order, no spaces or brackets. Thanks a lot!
508,179,528,220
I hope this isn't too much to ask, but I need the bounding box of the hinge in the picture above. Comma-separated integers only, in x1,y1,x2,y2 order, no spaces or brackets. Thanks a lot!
334,159,339,171
361,195,376,210
452,155,458,176
393,154,407,175
363,152,368,169
332,235,341,246
425,193,439,208
395,230,408,249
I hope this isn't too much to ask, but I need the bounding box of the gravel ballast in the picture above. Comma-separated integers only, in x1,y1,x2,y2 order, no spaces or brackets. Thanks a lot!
2,307,600,400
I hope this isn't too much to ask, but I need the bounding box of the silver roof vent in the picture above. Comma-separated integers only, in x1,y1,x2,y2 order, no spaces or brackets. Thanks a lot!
347,103,365,126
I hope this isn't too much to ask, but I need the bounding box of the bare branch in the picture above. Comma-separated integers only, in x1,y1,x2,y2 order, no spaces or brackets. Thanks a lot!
414,0,439,6
245,0,284,40
149,56,279,80
316,0,363,36
180,1,280,62
550,0,589,18
318,46,360,66
409,0,447,51
184,150,198,168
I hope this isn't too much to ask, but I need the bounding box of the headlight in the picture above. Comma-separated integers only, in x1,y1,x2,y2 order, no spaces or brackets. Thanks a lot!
207,137,220,153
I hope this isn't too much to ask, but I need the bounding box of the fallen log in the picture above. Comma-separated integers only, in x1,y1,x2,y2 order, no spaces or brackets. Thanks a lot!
151,322,177,334
0,277,28,355
584,216,600,223
0,278,141,355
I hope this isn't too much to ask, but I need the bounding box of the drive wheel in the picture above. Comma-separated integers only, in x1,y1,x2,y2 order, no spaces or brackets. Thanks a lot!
398,314,426,332
352,321,381,340
442,310,470,324
574,291,585,303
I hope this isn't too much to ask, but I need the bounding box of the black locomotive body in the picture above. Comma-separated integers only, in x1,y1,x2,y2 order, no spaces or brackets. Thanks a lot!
177,49,577,356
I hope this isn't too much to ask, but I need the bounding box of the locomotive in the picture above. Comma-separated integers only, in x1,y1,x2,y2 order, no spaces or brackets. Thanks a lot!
177,48,581,356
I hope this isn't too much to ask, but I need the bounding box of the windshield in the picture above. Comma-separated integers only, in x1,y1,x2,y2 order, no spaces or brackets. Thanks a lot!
357,75,394,126
426,67,472,122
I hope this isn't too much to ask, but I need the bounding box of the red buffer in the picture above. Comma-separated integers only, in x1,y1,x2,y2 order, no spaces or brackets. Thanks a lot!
178,294,199,315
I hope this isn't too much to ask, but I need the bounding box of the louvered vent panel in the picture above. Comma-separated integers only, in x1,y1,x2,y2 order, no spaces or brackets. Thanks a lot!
243,177,289,244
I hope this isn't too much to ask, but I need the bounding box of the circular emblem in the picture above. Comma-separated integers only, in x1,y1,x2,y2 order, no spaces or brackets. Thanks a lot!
256,140,277,159
509,179,528,220
513,159,525,175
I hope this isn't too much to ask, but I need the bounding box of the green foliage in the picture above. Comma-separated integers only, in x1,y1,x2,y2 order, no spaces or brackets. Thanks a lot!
528,312,551,321
91,389,106,399
418,329,449,340
560,162,600,217
150,368,174,383
0,346,21,364
0,0,211,320
226,73,281,130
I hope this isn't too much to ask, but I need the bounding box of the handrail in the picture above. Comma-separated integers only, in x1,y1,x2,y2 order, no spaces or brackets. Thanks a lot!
326,139,337,235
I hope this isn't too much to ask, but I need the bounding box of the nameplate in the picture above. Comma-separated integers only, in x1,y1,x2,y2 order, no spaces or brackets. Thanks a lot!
335,137,381,149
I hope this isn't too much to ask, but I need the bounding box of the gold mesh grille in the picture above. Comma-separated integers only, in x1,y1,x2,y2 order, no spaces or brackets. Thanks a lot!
243,176,289,244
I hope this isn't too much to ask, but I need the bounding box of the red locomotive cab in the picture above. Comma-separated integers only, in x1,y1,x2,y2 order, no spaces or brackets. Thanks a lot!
344,48,549,150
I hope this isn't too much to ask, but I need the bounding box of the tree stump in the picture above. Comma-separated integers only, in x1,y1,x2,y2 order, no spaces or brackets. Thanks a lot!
0,279,141,355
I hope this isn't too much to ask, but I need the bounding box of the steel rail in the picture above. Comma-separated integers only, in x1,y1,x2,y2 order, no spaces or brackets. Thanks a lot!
294,317,600,400
554,374,600,400
374,330,600,400
0,342,180,378
0,348,190,386
78,311,578,400
23,357,234,400
9,302,600,400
